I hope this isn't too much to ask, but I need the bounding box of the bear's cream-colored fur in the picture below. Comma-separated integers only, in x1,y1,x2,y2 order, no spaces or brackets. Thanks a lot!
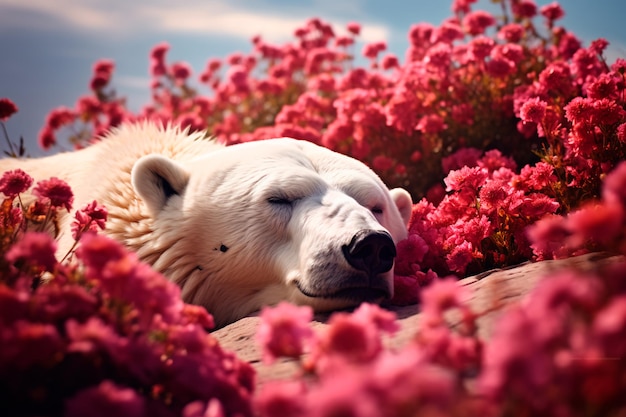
1,123,412,327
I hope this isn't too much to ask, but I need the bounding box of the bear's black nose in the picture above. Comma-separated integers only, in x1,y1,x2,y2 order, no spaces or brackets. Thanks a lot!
342,229,396,276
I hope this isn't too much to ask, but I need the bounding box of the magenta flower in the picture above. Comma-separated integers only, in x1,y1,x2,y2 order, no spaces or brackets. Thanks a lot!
463,10,496,35
71,200,108,239
540,2,564,22
0,169,33,198
33,177,74,211
65,380,144,417
520,97,548,124
444,166,488,192
256,301,314,363
255,381,306,417
346,22,361,35
0,97,18,121
5,231,58,272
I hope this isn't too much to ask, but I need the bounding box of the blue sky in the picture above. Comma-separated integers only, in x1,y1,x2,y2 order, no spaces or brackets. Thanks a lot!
1,0,625,156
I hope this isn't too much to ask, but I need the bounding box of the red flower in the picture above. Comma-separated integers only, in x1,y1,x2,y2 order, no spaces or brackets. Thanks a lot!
33,177,74,211
6,232,58,272
0,98,18,121
0,169,33,198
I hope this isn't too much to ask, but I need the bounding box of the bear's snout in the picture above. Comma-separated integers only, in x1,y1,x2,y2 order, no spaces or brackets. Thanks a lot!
342,229,396,276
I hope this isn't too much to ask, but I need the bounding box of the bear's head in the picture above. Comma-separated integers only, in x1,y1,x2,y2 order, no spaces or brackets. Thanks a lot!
131,138,412,327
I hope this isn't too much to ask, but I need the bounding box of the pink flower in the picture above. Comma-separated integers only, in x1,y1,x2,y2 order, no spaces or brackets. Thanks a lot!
0,169,33,198
408,22,434,48
256,301,314,363
485,57,514,78
380,54,399,70
38,127,56,150
150,42,170,76
33,177,74,211
446,240,476,274
520,97,548,124
71,200,108,240
255,381,306,417
420,277,471,315
527,214,572,260
425,43,452,69
478,149,517,172
468,36,494,61
416,113,446,134
362,41,386,60
372,155,394,171
183,399,226,417
316,311,382,364
444,166,488,192
603,161,626,208
463,10,495,35
566,202,624,246
44,106,76,129
0,97,18,121
6,232,58,272
442,147,482,173
171,61,192,81
65,381,144,417
540,2,564,22
498,23,524,43
512,0,537,18
346,22,361,35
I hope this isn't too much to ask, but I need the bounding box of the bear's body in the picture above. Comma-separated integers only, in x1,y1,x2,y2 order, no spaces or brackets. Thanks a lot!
1,123,412,327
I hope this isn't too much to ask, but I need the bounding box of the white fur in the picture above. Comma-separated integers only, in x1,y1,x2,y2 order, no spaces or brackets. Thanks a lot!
1,123,412,327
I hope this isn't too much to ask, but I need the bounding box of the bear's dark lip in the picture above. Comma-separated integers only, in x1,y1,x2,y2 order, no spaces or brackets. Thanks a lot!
295,281,390,301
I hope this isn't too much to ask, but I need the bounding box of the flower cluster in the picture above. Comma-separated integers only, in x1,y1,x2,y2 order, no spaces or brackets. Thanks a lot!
0,169,255,417
34,0,625,208
257,263,626,417
392,148,561,304
528,160,626,260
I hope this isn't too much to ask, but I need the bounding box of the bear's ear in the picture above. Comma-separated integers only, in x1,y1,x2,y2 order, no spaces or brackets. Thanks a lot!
389,188,412,226
131,155,190,215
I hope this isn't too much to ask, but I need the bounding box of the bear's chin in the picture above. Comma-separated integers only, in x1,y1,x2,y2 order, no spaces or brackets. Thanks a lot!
293,278,392,303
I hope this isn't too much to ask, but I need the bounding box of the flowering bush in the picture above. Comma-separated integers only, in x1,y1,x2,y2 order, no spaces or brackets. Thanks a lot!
32,0,626,300
0,168,255,416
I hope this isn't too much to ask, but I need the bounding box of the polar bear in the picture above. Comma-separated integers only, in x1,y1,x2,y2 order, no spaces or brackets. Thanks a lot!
1,123,412,327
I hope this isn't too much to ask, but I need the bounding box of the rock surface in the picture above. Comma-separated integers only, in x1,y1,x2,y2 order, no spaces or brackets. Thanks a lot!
213,253,616,386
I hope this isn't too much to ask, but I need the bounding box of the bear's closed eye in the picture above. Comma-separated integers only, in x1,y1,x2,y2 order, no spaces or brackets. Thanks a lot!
267,196,293,205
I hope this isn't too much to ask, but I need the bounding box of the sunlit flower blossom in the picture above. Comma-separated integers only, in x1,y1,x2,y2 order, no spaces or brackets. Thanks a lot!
0,169,33,198
444,166,488,192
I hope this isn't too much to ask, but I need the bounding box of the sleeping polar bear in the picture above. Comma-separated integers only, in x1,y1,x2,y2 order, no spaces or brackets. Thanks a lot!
1,123,412,327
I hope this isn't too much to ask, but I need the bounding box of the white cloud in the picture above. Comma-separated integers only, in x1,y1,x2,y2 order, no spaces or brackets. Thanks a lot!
0,0,390,44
